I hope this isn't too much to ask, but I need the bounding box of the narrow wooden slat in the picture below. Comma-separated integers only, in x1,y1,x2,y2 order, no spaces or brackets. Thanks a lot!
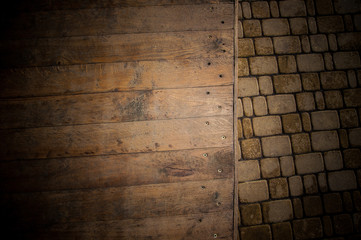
0,30,233,68
0,147,233,193
0,116,232,161
0,86,233,129
0,58,232,98
6,4,233,39
1,178,234,224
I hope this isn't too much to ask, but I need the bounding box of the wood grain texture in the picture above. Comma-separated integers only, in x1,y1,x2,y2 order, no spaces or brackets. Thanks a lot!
0,147,233,193
0,86,233,129
0,30,233,68
0,58,232,98
5,4,233,39
0,116,232,161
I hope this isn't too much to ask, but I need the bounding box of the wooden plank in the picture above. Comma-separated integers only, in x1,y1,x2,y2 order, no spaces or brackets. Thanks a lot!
0,86,233,129
0,58,233,98
0,178,234,225
0,30,233,68
0,116,232,161
4,211,233,240
5,4,233,39
0,147,233,193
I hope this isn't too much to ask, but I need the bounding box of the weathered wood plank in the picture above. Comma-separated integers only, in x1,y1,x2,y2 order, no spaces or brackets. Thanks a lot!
1,178,234,225
4,211,233,240
0,116,232,161
0,58,233,98
5,4,233,39
0,30,233,68
0,147,233,193
0,86,233,129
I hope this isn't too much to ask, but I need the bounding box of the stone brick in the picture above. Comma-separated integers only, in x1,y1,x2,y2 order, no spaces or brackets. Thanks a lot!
241,2,252,19
324,90,343,109
242,118,253,139
337,32,361,51
306,0,316,15
334,51,361,70
297,54,324,72
293,198,303,218
295,152,324,174
253,116,282,136
289,176,303,197
272,222,293,240
280,156,295,177
303,174,318,194
262,199,293,223
262,18,290,36
267,95,296,114
311,130,339,151
349,128,361,147
242,97,253,117
249,56,278,75
323,53,333,71
290,18,308,35
273,74,301,93
239,180,269,203
344,148,361,168
237,99,243,117
317,15,344,33
238,160,260,182
334,214,353,235
338,128,349,148
310,34,328,52
240,225,271,240
320,71,348,89
323,216,333,236
315,0,334,15
344,89,361,107
259,76,273,95
324,150,343,170
300,35,311,52
254,37,274,55
240,203,262,226
353,191,361,211
238,20,244,38
302,73,320,90
358,70,361,86
270,1,279,17
340,109,358,128
273,36,301,54
318,172,328,192
301,112,312,131
282,113,302,133
238,38,255,57
323,193,343,213
237,119,243,139
328,34,338,51
279,1,307,17
261,158,280,178
309,17,319,34
269,178,289,199
311,110,340,130
355,14,361,31
348,70,357,88
238,77,259,97
278,55,297,73
262,135,292,157
238,58,249,77
303,195,323,216
334,0,360,14
293,218,323,240
251,1,270,19
328,170,357,191
343,191,353,212
243,20,262,37
291,133,311,154
241,139,262,160
296,92,315,111
315,91,325,110
253,96,268,116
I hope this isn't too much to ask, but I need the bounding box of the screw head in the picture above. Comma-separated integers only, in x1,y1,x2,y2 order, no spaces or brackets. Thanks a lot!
221,135,226,140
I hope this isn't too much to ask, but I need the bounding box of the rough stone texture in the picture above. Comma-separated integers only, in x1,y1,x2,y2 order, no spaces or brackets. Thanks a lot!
279,1,307,17
303,195,323,216
238,77,259,97
306,0,316,15
296,92,315,111
318,172,328,192
337,32,361,51
280,156,295,177
262,19,290,36
240,225,272,240
344,88,361,107
278,55,297,73
292,198,303,219
323,193,343,213
243,20,262,37
241,138,262,160
311,130,340,151
353,191,361,211
310,34,329,52
342,191,353,212
238,160,260,182
338,128,349,148
308,17,318,34
273,74,301,93
241,2,252,19
267,95,296,114
328,33,338,51
301,73,320,90
269,178,289,199
317,15,344,33
282,114,302,133
324,150,343,170
237,119,243,139
333,51,361,70
262,199,293,223
269,1,279,18
323,52,334,71
273,36,301,54
251,1,270,19
259,76,273,95
324,90,344,109
262,135,292,157
238,38,255,58
347,70,357,88
249,56,278,75
344,148,361,168
316,91,326,111
328,170,357,191
320,71,348,89
272,222,293,240
323,215,334,236
242,118,254,139
240,203,262,226
295,152,324,174
253,96,268,116
239,180,269,203
340,109,358,128
301,113,312,132
333,214,354,235
253,116,282,137
291,133,311,154
315,0,334,15
311,110,340,130
242,97,253,117
297,54,325,72
289,176,303,196
261,158,280,178
289,18,308,35
238,58,249,77
303,174,319,194
293,218,323,240
254,37,274,55
349,128,361,147
300,35,311,52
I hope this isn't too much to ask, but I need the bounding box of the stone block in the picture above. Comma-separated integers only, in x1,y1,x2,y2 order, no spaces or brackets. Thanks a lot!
249,56,278,75
328,33,338,51
348,70,357,88
282,113,302,133
334,51,361,69
242,118,253,139
237,119,243,138
323,192,343,213
311,130,339,151
239,180,269,203
320,71,348,89
334,0,360,14
315,0,334,15
292,198,303,218
238,77,259,97
242,97,253,117
273,36,301,54
300,35,311,52
324,150,343,170
243,20,262,37
344,148,361,168
310,34,328,52
344,88,361,107
289,176,303,197
306,0,316,15
240,225,272,240
238,58,249,77
280,156,295,177
269,178,289,199
340,108,358,128
262,199,293,223
293,218,323,240
267,94,296,114
253,116,282,136
324,90,343,109
301,73,320,90
291,133,311,154
323,52,333,71
337,32,361,51
241,2,252,19
328,170,357,191
342,191,353,212
302,112,312,131
272,222,293,240
262,18,290,36
261,158,280,178
253,96,268,116
270,1,279,17
237,160,260,182
259,76,273,95
289,17,308,35
355,13,361,31
338,128,349,148
279,1,307,17
295,152,324,174
251,1,270,18
254,37,274,55
241,138,262,159
262,135,292,157
240,203,262,226
353,191,361,211
333,214,354,235
317,15,344,33
349,128,361,147
273,74,301,93
311,110,340,130
315,91,325,110
238,38,255,57
296,92,315,111
297,54,325,72
323,216,333,236
278,55,297,73
318,172,328,192
303,195,323,216
303,174,318,194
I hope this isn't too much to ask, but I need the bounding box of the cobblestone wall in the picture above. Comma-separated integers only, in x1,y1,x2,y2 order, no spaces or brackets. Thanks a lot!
236,0,361,239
